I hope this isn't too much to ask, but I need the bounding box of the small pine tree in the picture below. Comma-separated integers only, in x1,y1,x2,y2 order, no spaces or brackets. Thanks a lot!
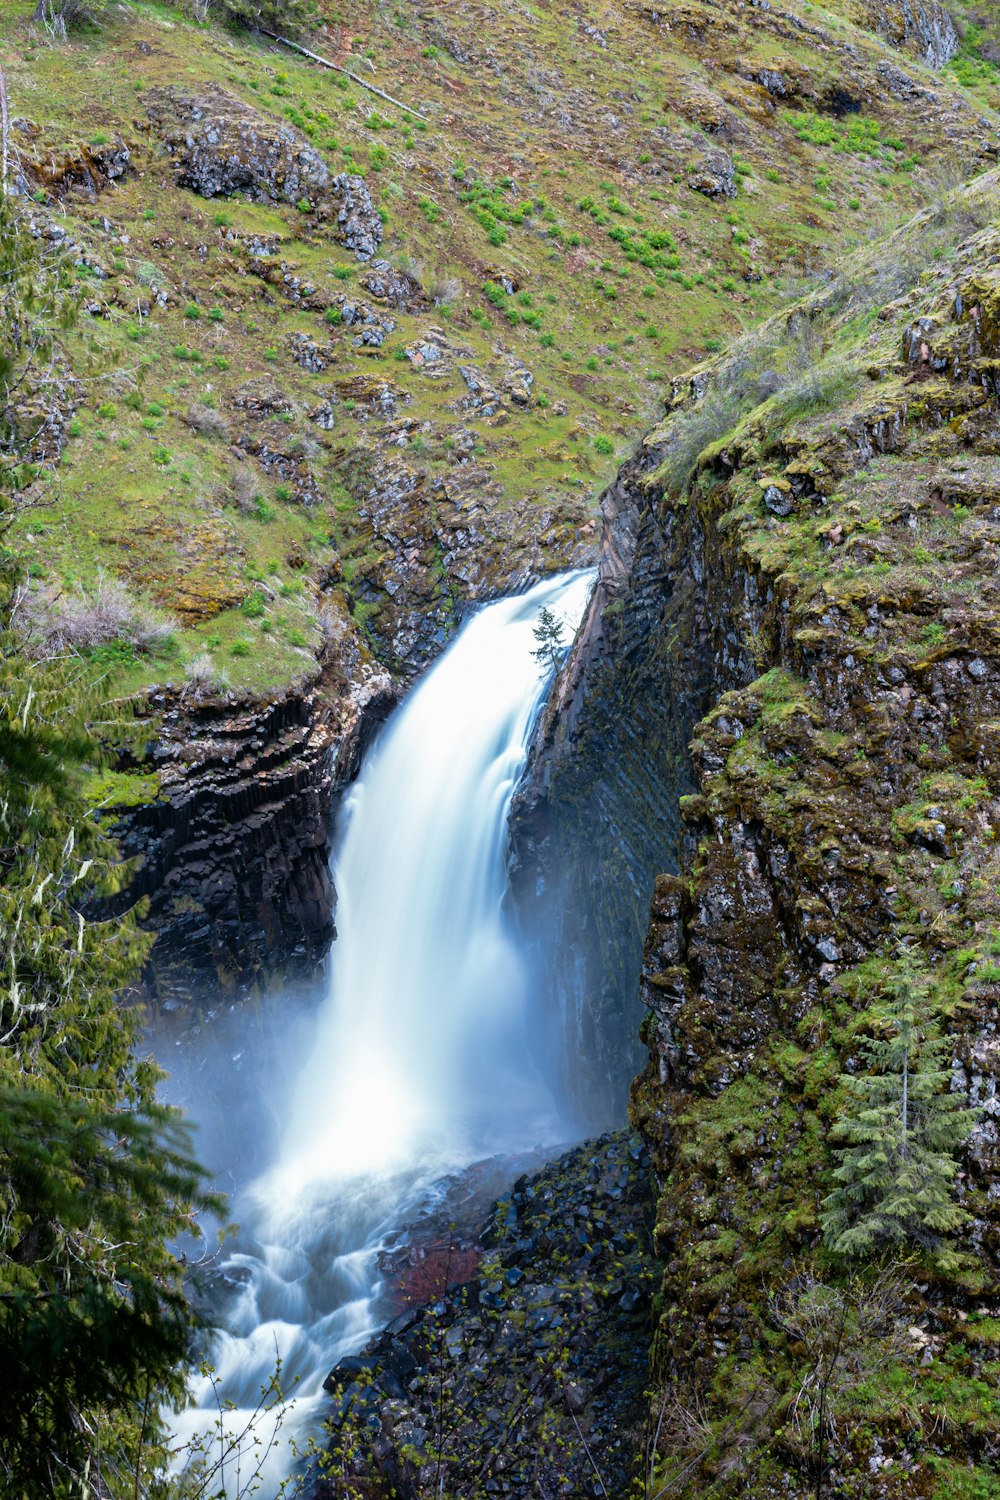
822,954,979,1263
531,605,565,674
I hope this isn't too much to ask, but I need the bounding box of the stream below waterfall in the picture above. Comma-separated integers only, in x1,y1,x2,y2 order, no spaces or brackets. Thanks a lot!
161,570,598,1497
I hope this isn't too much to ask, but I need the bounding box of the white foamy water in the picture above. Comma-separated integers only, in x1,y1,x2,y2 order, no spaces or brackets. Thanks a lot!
170,570,595,1496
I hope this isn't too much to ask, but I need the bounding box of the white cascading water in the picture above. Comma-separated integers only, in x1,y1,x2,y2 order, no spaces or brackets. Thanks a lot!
170,569,596,1496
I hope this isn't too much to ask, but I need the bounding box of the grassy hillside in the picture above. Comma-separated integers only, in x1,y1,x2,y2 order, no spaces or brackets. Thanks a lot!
2,0,999,692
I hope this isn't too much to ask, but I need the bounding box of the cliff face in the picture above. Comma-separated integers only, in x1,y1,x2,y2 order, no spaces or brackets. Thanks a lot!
540,183,1000,1494
116,665,393,1006
10,0,1000,1011
854,0,959,68
510,448,711,1125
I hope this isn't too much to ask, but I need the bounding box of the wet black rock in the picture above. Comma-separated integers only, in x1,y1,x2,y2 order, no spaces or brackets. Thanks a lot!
315,1132,655,1500
117,682,337,1002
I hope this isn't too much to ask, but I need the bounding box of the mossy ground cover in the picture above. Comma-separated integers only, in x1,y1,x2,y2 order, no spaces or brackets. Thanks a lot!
2,0,999,688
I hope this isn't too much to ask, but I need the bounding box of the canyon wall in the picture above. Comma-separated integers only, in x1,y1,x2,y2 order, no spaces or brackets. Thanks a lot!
531,194,1000,1492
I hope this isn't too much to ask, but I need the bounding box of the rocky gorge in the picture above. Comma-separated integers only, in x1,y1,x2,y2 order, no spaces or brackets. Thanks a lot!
118,665,393,1006
5,0,1000,1496
187,177,1000,1500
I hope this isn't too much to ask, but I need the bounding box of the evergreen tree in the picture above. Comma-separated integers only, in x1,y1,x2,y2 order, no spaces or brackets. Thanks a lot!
0,197,218,1496
531,605,566,674
822,954,979,1263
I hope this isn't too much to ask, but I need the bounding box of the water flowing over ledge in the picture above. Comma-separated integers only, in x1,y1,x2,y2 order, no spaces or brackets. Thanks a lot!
169,569,597,1495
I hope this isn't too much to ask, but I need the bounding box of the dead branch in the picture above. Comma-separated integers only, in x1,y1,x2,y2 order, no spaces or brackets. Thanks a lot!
0,61,9,198
259,29,429,121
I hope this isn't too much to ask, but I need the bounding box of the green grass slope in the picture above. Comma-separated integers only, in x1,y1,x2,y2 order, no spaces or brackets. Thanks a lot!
2,0,999,690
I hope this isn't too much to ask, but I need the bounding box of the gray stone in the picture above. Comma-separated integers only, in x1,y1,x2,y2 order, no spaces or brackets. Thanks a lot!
143,86,382,259
763,485,793,517
688,152,737,199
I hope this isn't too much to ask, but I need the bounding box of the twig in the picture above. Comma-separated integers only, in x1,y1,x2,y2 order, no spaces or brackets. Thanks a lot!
134,1373,151,1500
259,29,429,121
569,1407,607,1497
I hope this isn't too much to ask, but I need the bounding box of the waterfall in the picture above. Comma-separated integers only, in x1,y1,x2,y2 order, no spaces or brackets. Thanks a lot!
170,569,596,1496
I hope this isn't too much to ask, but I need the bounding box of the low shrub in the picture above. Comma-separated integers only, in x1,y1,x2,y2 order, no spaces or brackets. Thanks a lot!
17,575,175,657
184,652,230,696
183,403,230,440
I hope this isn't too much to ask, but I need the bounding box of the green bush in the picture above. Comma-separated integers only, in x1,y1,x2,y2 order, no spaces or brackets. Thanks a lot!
783,108,904,159
241,591,267,619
